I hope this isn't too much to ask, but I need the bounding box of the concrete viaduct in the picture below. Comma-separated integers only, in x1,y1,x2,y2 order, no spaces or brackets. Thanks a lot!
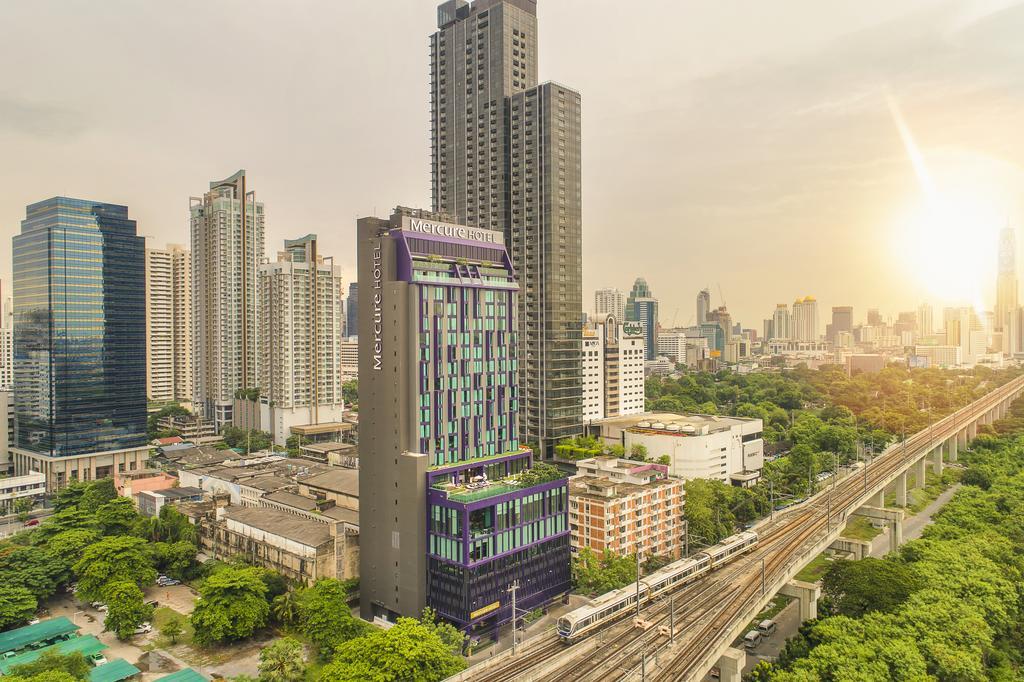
661,376,1024,682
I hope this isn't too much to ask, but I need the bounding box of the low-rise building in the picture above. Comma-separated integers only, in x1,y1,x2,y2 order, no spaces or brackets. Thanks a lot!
157,415,216,441
137,486,205,517
589,412,764,486
0,471,46,512
195,504,359,583
296,468,359,510
568,458,685,560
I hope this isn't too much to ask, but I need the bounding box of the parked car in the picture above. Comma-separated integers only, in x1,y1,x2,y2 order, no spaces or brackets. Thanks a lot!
144,600,159,608
757,619,778,637
743,630,763,650
89,654,107,666
133,623,152,635
24,519,39,527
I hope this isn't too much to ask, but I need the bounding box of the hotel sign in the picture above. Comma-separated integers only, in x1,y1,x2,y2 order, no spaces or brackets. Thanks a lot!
469,601,501,620
623,322,643,337
402,216,504,246
371,239,383,371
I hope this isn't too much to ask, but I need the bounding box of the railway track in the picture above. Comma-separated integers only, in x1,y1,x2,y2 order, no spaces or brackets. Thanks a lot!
461,376,1024,682
649,375,1024,681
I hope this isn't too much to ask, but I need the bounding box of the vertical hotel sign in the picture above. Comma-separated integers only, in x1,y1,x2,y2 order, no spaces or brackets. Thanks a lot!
372,239,383,370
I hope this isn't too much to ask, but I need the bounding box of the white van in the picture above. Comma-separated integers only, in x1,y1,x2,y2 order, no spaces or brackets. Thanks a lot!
743,630,762,649
757,619,778,636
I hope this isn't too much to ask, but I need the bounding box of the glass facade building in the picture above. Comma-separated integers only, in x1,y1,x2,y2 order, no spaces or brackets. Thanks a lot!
358,208,570,633
12,198,147,461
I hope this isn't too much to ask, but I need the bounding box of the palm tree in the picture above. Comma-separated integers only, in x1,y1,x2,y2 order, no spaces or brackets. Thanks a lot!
258,637,305,682
271,590,300,626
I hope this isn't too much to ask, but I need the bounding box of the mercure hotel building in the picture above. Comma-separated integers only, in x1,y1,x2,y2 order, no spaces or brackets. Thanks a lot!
357,207,570,633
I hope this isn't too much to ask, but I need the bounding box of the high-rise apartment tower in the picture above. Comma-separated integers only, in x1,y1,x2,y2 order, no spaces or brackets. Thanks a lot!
146,244,192,405
190,170,265,429
430,0,583,456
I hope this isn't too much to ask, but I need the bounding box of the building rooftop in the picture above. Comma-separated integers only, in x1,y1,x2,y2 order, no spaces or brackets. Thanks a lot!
595,411,758,435
301,468,359,496
89,658,141,682
0,617,78,655
244,475,295,493
263,490,320,512
145,486,204,500
569,474,682,503
321,505,359,525
165,446,236,467
223,507,333,548
155,669,207,682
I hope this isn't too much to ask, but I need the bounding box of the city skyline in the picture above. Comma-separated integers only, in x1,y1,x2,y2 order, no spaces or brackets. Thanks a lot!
4,1,1024,326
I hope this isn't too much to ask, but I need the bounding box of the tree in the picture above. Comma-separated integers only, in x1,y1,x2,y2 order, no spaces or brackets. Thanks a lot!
0,545,68,599
342,380,358,406
258,637,306,682
78,479,117,514
572,547,637,595
148,403,191,440
822,558,924,618
0,586,37,628
96,497,138,536
297,579,368,658
149,541,198,580
53,482,89,512
9,652,91,681
516,463,564,487
319,618,466,682
628,444,649,462
419,607,465,656
102,581,152,640
272,591,300,626
5,672,81,682
190,566,270,645
657,455,671,466
160,616,184,645
73,535,157,603
47,529,101,560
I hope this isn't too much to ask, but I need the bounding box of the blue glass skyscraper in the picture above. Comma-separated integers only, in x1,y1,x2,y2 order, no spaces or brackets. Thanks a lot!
12,198,148,489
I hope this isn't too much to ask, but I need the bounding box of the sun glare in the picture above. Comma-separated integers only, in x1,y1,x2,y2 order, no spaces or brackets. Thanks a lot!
893,195,1001,309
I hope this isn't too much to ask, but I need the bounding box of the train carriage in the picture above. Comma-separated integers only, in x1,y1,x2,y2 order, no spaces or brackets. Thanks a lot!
557,531,758,642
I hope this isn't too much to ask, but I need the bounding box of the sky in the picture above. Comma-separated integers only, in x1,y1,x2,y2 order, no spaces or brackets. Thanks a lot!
3,0,1024,329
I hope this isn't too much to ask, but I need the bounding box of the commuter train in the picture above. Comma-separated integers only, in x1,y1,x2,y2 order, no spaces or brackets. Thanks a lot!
557,531,759,642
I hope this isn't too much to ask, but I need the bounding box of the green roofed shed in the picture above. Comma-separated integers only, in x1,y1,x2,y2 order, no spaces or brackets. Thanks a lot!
155,669,207,682
0,635,105,674
0,617,80,655
89,658,141,682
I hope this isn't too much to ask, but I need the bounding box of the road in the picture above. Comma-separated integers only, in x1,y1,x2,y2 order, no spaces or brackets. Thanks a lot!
0,509,53,539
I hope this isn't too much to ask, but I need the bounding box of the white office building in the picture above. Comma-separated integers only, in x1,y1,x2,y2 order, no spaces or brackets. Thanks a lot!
657,332,689,363
791,296,819,342
595,288,626,322
590,412,764,487
146,244,192,405
340,337,358,381
582,315,646,423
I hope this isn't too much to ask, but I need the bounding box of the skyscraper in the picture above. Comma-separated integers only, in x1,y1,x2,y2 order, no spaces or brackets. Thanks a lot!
625,277,652,322
697,288,711,325
191,170,265,429
431,0,583,457
996,227,1018,354
357,208,570,631
146,244,192,406
345,282,359,338
595,287,625,321
917,303,934,336
829,306,853,345
12,198,148,489
772,304,791,340
791,297,819,341
258,235,345,445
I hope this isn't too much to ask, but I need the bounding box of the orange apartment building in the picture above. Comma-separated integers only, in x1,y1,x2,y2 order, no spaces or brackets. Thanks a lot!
568,457,685,560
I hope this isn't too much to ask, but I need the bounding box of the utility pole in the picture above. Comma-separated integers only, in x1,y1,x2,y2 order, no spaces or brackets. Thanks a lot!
684,520,689,557
761,557,766,597
670,593,675,642
769,479,775,520
635,551,641,618
508,580,519,655
827,490,832,532
641,651,647,681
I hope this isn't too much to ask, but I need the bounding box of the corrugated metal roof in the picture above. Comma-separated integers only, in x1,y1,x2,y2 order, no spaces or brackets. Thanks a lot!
89,658,141,682
0,617,79,655
0,635,105,674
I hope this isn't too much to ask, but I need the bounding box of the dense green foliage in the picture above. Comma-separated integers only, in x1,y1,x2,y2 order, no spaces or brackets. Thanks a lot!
221,427,273,453
258,637,306,682
342,380,358,407
73,535,158,603
0,586,37,628
9,652,91,681
4,673,80,682
102,580,153,639
318,617,466,682
572,547,637,595
517,462,565,487
147,403,192,440
190,565,270,645
758,401,1024,680
294,579,369,659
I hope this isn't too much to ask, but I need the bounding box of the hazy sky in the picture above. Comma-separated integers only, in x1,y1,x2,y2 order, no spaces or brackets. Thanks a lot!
3,0,1024,329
